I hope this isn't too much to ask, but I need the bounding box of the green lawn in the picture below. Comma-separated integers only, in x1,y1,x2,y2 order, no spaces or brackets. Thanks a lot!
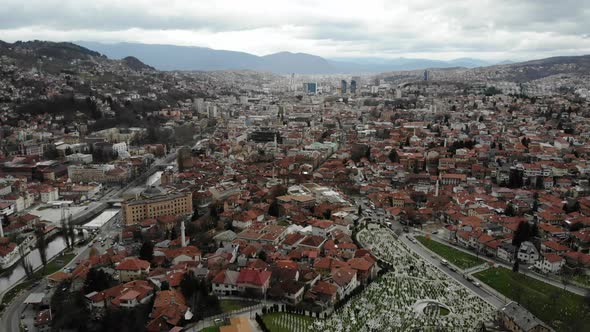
475,267,590,331
1,280,33,307
572,273,590,288
219,299,257,313
262,313,315,332
34,252,76,278
200,326,220,332
415,236,485,269
1,251,76,307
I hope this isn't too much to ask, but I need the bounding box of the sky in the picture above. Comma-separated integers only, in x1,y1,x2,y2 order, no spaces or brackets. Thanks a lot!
1,0,589,61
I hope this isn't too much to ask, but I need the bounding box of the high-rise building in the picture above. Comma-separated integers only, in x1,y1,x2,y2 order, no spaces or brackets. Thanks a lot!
423,70,429,81
350,80,357,94
303,82,317,94
341,80,347,94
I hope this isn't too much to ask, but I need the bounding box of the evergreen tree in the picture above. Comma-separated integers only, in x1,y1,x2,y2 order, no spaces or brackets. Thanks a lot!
139,241,154,262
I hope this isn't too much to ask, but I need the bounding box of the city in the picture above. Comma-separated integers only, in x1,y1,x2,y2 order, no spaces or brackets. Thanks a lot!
1,2,590,332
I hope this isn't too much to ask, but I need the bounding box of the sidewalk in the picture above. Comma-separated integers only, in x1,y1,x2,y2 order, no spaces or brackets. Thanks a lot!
426,234,588,296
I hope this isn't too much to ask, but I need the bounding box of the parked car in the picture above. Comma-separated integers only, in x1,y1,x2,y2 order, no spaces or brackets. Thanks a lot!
440,259,449,266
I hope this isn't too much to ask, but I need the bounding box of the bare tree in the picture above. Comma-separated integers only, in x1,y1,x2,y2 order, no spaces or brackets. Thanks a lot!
35,227,48,271
61,217,70,249
67,215,76,248
18,244,33,279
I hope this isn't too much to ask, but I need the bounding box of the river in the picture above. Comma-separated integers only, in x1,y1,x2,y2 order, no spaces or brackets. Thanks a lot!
0,232,85,292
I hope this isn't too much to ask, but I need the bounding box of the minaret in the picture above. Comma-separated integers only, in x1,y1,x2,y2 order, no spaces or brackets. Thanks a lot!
435,180,440,197
444,138,447,148
181,220,186,248
0,221,4,238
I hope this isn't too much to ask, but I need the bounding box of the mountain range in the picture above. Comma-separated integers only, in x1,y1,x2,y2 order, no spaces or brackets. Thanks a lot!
77,41,511,74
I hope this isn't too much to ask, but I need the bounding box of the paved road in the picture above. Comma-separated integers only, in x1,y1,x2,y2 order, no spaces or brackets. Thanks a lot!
424,232,589,296
1,210,121,332
398,233,507,309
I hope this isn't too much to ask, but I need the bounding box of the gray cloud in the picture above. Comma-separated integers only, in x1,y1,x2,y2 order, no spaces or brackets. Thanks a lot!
0,0,589,60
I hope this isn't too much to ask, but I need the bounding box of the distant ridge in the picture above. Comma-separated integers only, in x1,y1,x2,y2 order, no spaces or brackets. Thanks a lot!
76,41,509,74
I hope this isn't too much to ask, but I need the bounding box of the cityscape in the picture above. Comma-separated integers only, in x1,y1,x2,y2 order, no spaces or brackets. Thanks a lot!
1,1,590,332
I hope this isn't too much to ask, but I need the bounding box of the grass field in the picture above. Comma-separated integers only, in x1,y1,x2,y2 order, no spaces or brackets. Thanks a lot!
219,299,257,313
475,267,590,331
262,313,315,332
34,252,76,278
200,326,220,332
416,236,485,269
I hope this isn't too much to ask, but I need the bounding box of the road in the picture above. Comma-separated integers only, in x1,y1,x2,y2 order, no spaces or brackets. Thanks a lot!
1,148,181,331
398,232,507,309
424,232,590,296
1,206,122,332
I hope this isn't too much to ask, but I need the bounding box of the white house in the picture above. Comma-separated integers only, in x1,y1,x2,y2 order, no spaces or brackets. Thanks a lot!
39,187,59,203
517,241,539,264
535,253,565,274
0,202,15,216
212,269,240,296
112,142,128,155
497,243,517,263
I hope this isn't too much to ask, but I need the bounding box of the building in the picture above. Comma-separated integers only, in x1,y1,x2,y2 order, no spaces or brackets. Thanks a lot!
423,70,429,81
68,165,129,184
517,241,539,264
499,302,552,332
303,82,317,94
350,80,357,95
115,258,151,282
121,187,193,225
112,142,128,155
341,80,347,94
65,153,93,164
534,253,564,274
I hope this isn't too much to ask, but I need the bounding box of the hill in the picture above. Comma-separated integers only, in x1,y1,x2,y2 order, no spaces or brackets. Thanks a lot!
76,41,503,74
122,56,155,71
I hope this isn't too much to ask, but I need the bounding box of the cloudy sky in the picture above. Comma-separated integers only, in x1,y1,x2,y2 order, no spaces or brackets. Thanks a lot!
1,0,589,61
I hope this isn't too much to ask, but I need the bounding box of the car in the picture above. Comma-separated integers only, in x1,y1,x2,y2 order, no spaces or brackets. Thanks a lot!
473,282,481,287
465,276,474,282
440,259,449,266
432,230,439,234
20,314,25,319
449,266,457,272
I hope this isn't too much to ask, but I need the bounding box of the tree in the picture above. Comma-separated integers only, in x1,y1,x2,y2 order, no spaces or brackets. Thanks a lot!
67,215,76,247
139,241,154,262
61,217,70,249
511,221,531,272
505,203,517,217
388,149,400,163
50,280,90,331
268,199,280,217
84,268,115,294
161,281,170,290
18,244,34,279
180,271,198,310
258,250,267,262
35,227,48,270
